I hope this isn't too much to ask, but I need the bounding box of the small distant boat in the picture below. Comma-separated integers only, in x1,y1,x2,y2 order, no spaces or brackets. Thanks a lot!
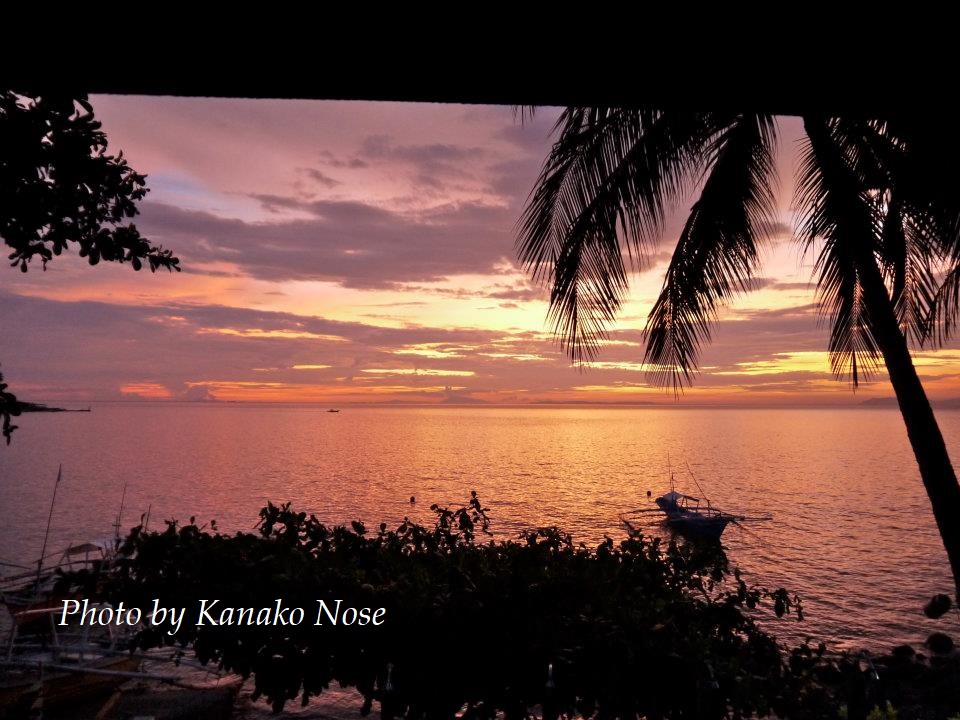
326,409,340,413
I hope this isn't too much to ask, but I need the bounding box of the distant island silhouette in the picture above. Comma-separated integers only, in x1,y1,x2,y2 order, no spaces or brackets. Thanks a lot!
14,401,90,413
861,397,960,409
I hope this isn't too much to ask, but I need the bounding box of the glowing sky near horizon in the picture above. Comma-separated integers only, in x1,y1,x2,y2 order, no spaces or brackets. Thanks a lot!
4,97,960,405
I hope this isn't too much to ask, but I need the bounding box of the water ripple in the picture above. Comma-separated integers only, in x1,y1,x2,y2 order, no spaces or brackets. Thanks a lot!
1,404,957,652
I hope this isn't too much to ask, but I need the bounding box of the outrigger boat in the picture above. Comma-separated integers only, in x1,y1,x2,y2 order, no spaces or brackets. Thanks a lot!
0,602,146,714
1,466,119,610
1,468,240,717
653,490,742,539
1,602,238,717
622,466,771,540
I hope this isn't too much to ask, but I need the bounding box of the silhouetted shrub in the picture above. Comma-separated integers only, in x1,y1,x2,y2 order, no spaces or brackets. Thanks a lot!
94,494,832,718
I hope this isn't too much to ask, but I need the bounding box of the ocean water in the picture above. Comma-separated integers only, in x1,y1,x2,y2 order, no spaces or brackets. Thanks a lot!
1,403,957,653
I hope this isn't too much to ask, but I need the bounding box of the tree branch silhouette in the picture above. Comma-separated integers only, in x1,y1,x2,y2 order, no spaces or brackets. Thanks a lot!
1,90,179,442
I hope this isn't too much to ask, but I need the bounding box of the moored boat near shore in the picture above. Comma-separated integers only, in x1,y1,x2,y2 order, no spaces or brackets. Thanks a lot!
653,490,739,539
621,468,772,540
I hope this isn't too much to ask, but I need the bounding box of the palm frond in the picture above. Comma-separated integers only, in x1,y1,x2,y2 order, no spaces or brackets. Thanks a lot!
513,105,538,125
930,263,960,342
825,118,952,348
885,114,960,236
918,210,960,345
643,114,779,390
879,195,940,346
517,109,715,363
797,117,882,385
885,118,960,346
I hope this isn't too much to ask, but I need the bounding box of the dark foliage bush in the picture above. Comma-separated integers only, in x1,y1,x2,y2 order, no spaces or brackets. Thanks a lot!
93,494,834,718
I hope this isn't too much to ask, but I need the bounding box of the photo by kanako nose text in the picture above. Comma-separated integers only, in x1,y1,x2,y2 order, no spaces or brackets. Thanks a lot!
59,599,386,636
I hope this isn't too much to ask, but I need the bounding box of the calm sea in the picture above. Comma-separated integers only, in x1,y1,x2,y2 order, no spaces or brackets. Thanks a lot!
1,403,957,653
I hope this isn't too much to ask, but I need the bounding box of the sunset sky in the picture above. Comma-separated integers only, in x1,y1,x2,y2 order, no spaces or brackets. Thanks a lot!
4,96,960,406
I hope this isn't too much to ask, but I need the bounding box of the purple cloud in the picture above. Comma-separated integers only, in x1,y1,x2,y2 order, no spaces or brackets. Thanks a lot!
136,198,516,288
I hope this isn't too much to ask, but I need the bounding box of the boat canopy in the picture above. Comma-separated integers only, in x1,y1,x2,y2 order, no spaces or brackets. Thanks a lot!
65,543,103,555
661,491,700,503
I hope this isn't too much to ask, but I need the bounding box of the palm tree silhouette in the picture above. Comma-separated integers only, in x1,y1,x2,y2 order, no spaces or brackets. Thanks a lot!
518,109,960,599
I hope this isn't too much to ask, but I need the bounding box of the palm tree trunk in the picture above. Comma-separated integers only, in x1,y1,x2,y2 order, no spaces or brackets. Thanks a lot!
858,255,960,601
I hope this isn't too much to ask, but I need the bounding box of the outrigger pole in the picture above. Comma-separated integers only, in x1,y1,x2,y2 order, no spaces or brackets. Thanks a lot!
113,482,128,549
36,463,63,593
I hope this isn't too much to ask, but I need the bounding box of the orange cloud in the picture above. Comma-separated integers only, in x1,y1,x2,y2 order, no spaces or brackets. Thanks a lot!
360,368,475,377
196,328,346,341
120,382,173,399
